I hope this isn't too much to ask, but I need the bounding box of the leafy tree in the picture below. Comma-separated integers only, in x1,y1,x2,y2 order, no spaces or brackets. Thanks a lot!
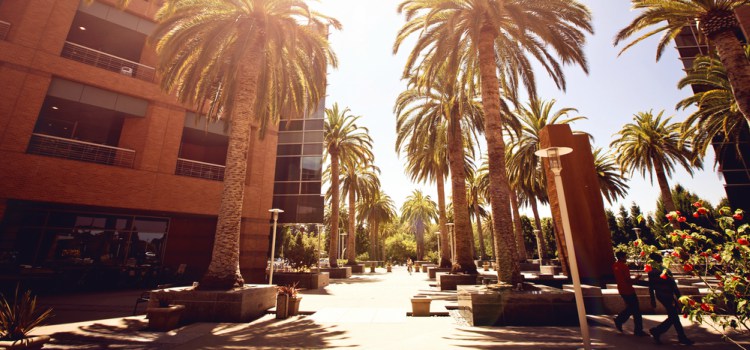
283,227,318,271
359,190,397,261
653,184,718,239
151,0,337,289
607,209,628,246
384,231,417,264
324,104,373,268
401,190,438,260
611,110,701,229
341,164,379,265
615,0,750,122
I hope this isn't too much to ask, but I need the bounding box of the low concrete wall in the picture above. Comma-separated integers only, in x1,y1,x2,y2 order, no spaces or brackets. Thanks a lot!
149,285,275,323
457,284,578,326
273,272,329,290
428,267,451,279
317,267,352,279
438,274,479,291
347,264,365,274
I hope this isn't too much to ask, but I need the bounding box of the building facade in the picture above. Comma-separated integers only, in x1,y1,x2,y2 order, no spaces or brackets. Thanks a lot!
0,0,323,288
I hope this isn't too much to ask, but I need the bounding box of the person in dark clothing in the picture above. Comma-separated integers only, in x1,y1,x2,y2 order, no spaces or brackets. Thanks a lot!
613,251,647,336
647,253,694,345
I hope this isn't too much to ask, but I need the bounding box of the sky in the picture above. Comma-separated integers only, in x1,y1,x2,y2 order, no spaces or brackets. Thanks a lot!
309,0,727,217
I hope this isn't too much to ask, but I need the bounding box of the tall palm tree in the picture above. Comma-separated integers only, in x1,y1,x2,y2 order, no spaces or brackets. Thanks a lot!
466,170,488,260
615,0,750,122
395,0,592,284
401,189,438,260
394,71,483,270
151,0,337,289
341,163,380,265
324,103,373,268
358,189,397,261
592,147,630,205
677,52,749,161
610,111,701,228
506,98,586,272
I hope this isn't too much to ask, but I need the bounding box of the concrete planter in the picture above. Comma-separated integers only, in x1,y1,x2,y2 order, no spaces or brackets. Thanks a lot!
0,335,51,350
428,267,451,279
457,284,577,326
148,285,275,323
438,274,479,291
276,294,289,319
482,262,490,272
386,265,392,272
317,267,352,279
289,296,302,316
273,272,329,290
347,264,365,273
410,296,432,316
147,305,185,331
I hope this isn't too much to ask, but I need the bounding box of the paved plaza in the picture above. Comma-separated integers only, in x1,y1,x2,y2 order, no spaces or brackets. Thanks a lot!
33,266,749,349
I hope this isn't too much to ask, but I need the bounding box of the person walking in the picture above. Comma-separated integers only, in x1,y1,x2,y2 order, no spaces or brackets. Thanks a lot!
647,253,694,345
612,251,647,336
406,258,413,275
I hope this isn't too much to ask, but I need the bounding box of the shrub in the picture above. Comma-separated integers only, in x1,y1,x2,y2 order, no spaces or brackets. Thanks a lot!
0,287,53,341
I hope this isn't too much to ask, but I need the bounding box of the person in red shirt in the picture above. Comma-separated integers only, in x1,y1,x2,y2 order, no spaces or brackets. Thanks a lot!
613,250,647,336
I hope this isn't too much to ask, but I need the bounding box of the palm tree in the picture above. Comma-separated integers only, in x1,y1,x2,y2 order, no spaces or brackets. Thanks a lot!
592,147,630,205
610,111,701,228
615,0,750,122
341,163,380,265
506,98,587,272
401,190,438,260
677,52,749,161
394,71,483,270
324,103,373,268
358,189,397,261
466,171,488,260
395,0,592,284
151,0,338,289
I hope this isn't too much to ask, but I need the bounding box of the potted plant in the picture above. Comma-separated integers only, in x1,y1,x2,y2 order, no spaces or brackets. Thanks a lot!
276,283,300,318
146,295,185,332
386,262,392,273
482,261,490,271
0,286,53,350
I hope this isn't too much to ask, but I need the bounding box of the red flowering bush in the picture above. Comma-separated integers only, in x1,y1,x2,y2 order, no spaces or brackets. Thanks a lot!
635,207,748,344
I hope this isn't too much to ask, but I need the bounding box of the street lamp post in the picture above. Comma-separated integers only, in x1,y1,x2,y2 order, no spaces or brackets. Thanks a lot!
268,208,284,285
632,227,641,241
317,223,324,269
436,231,441,259
339,233,347,261
446,223,455,264
536,146,591,350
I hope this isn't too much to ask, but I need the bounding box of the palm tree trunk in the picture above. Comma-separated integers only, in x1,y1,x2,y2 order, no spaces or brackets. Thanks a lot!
509,191,527,262
654,162,679,230
708,29,750,122
530,199,547,262
372,221,380,261
478,27,521,284
347,180,357,265
473,195,486,260
416,219,425,260
488,214,496,259
436,169,451,267
329,152,341,268
199,47,263,290
447,106,477,274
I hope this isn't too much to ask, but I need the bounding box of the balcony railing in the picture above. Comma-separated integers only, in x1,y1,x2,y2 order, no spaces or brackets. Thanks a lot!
175,158,225,181
61,41,155,82
28,133,136,168
0,20,10,40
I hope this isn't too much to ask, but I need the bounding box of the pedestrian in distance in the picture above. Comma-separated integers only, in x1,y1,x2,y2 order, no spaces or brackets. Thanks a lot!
647,252,694,345
612,250,647,336
407,258,413,275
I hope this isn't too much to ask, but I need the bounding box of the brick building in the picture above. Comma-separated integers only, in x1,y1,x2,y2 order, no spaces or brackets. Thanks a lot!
0,0,324,289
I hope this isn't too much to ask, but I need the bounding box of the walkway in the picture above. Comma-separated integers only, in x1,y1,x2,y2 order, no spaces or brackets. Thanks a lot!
34,266,750,349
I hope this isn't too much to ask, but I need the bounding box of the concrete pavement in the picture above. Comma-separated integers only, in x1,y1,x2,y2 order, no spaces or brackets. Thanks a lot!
32,265,750,349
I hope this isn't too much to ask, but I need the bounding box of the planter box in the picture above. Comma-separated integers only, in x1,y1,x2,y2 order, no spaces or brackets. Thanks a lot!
317,267,352,279
276,294,289,319
410,296,432,316
147,305,185,331
457,284,578,326
438,274,479,291
289,296,302,316
428,267,451,279
273,272,329,290
347,264,365,274
0,335,50,350
149,285,275,323
539,265,562,275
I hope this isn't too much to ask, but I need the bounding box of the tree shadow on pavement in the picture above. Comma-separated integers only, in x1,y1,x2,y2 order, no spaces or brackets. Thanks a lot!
45,318,163,349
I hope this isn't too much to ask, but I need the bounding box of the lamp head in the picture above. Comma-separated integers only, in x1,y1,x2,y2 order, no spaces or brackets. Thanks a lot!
534,147,572,171
268,208,284,220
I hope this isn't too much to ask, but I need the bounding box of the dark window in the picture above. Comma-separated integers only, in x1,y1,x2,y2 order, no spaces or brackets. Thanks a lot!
33,96,126,146
302,144,323,155
274,182,300,194
277,144,302,156
301,182,321,194
275,157,301,181
280,120,304,131
301,157,322,181
304,131,324,143
305,119,324,130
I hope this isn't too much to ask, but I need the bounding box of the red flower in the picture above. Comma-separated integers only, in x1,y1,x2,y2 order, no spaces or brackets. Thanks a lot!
689,299,697,306
681,234,688,239
700,303,713,312
660,272,668,280
693,201,702,208
639,251,646,257
678,216,687,223
734,213,744,220
732,276,739,281
683,313,688,318
670,232,678,237
693,212,700,218
633,241,639,247
683,263,694,272
676,211,681,216
713,254,722,262
672,251,681,258
697,207,708,215
699,252,708,257
738,238,749,245
644,264,653,273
